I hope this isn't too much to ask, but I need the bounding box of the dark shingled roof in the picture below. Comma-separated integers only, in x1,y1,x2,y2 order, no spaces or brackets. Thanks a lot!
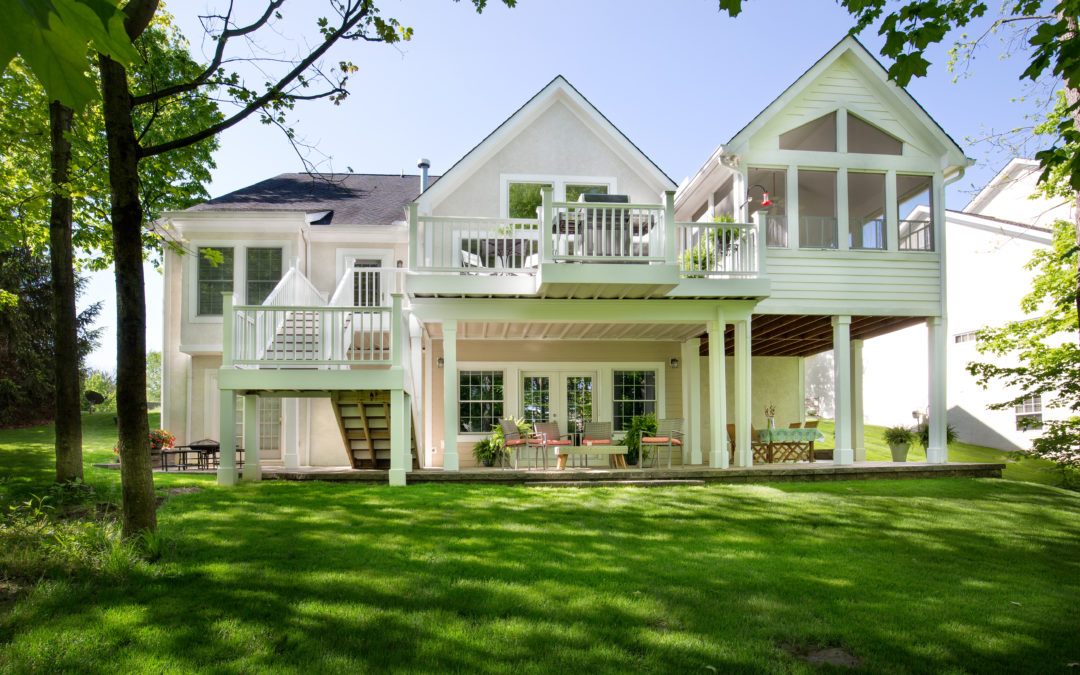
184,173,438,225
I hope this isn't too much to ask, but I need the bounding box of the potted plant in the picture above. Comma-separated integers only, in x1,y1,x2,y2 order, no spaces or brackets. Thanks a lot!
882,425,916,462
764,403,777,430
472,437,503,467
619,413,657,466
914,421,958,451
148,428,175,469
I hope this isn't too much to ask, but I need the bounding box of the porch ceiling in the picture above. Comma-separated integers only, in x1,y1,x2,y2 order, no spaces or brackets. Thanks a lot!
425,321,706,342
702,314,927,358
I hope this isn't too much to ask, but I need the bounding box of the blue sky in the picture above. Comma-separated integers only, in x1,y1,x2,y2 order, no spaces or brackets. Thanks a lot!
82,0,1056,371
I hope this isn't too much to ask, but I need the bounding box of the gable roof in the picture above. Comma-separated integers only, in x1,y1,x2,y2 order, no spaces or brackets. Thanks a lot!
419,75,676,209
724,35,969,169
183,173,436,225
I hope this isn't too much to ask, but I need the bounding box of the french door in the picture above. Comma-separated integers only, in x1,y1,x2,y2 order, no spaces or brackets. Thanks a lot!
520,371,595,437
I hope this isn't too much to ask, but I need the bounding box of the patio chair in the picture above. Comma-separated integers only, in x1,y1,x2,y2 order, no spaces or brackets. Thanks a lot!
750,427,772,463
804,420,819,429
726,423,736,463
582,421,613,468
788,422,803,429
641,418,684,469
499,419,530,470
528,421,573,470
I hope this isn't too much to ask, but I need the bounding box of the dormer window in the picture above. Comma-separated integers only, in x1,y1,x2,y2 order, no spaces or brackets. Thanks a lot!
779,112,836,152
847,113,902,155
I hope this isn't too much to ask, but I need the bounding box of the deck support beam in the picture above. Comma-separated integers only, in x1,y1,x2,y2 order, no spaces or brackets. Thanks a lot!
217,389,237,485
683,337,702,464
242,393,261,480
832,316,854,465
708,308,728,468
389,389,408,485
927,316,948,463
851,339,865,462
734,318,752,467
442,320,460,471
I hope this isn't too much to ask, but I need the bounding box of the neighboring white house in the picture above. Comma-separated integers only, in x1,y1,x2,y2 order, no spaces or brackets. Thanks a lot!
159,36,970,485
808,158,1073,450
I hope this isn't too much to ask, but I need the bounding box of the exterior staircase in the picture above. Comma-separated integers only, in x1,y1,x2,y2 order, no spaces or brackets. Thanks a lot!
332,390,419,469
264,310,321,362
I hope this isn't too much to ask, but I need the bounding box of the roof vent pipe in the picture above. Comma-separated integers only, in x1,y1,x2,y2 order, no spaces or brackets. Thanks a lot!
417,157,431,192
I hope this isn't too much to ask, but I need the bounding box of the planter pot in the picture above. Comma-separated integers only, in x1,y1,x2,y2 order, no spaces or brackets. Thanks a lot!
888,442,910,462
151,443,164,469
481,458,496,467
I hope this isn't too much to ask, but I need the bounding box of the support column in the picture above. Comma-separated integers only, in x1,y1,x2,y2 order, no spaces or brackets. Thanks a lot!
927,317,948,463
389,389,407,486
708,308,728,468
284,398,299,469
832,316,854,465
734,318,753,467
442,320,460,471
217,389,237,485
242,393,261,480
684,338,702,465
851,339,865,462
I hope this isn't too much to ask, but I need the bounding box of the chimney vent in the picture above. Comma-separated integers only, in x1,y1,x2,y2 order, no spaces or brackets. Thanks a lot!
417,157,431,192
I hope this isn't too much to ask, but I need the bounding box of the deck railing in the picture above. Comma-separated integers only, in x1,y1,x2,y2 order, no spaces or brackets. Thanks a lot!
549,201,666,262
410,214,541,273
675,220,761,276
899,218,933,251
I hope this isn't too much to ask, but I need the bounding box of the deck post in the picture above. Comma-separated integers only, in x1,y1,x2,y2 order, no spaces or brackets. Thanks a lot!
541,186,554,263
851,339,865,462
663,190,676,263
442,320,460,471
391,293,403,367
926,317,948,463
217,389,237,485
832,316,854,465
284,398,299,469
389,388,407,486
242,393,261,480
708,307,728,468
734,319,753,467
683,338,702,464
408,202,419,270
221,292,234,367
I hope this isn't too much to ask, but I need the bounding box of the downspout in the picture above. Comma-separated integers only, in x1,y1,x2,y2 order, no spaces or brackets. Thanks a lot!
300,222,311,277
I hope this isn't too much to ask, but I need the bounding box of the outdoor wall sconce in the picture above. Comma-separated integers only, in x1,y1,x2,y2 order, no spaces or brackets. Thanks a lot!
437,357,444,368
669,357,679,369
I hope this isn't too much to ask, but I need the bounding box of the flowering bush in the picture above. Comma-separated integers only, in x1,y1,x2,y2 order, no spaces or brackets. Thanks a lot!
148,429,175,449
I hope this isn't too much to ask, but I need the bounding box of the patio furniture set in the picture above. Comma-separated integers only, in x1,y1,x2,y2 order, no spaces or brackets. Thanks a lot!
499,418,686,470
161,440,245,472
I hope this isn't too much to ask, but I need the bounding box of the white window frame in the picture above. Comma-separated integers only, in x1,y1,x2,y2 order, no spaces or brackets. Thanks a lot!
187,239,293,324
454,360,664,441
499,174,618,218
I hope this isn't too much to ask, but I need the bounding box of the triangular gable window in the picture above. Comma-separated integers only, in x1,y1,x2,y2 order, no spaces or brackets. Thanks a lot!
779,112,836,152
847,113,902,155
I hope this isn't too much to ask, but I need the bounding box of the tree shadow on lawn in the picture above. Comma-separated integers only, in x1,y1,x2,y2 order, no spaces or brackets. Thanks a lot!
3,481,1079,672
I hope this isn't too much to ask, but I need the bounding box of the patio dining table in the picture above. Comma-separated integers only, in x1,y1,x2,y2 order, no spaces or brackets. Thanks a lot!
754,427,826,463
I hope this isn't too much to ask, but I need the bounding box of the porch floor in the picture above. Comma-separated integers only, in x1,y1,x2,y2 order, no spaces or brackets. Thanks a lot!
256,461,1004,485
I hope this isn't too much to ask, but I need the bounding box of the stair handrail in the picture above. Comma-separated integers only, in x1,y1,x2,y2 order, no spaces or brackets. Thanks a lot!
262,267,326,307
329,266,407,308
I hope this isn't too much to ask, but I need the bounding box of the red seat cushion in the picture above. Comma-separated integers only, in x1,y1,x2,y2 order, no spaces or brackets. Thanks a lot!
642,437,682,445
505,438,526,446
583,439,611,445
544,439,572,446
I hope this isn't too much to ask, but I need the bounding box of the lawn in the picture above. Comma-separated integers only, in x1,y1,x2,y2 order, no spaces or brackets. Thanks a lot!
0,415,1078,673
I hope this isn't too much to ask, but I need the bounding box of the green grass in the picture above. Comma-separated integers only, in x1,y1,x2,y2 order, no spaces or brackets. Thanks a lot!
0,416,1078,672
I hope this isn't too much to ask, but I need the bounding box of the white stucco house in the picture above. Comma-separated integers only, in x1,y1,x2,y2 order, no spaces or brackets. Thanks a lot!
158,36,970,485
808,157,1073,450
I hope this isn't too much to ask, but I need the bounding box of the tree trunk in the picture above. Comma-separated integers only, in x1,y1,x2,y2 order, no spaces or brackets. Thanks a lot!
1066,17,1080,351
49,100,83,483
99,53,156,537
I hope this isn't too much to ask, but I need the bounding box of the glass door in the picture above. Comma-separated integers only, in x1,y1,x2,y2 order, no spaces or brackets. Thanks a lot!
564,373,594,442
521,371,595,441
521,373,551,426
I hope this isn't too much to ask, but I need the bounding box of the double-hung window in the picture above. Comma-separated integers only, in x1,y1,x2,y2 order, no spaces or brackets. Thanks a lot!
458,370,504,434
1015,395,1043,431
612,370,656,432
197,247,234,315
246,248,283,304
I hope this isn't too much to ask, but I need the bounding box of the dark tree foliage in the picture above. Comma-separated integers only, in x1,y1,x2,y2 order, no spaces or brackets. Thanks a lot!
0,249,101,428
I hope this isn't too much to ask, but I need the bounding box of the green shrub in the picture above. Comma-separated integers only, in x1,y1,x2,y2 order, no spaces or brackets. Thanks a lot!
914,421,958,449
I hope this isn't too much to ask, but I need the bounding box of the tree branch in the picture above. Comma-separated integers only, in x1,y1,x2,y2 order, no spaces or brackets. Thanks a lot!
137,3,370,159
131,1,283,106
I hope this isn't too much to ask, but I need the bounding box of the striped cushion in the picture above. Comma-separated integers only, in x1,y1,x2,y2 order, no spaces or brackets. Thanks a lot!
642,437,682,445
583,439,611,445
